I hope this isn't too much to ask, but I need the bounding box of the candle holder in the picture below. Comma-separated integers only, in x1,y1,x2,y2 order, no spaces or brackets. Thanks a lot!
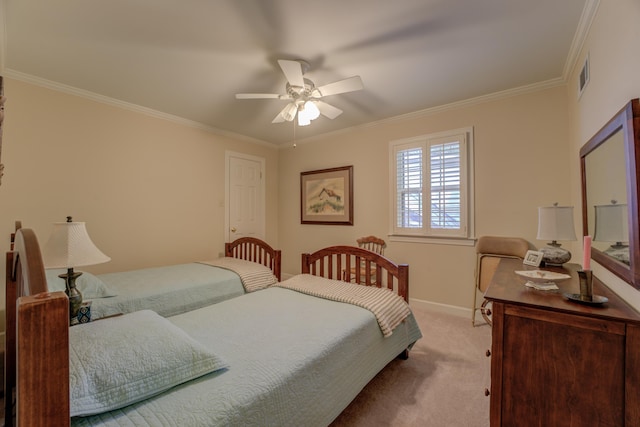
563,270,609,306
577,270,593,302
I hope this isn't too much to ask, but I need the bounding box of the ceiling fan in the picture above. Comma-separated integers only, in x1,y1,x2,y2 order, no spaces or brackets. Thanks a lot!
235,59,364,126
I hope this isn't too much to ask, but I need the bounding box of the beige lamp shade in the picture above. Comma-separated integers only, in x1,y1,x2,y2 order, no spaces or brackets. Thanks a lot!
42,221,111,268
537,205,577,242
594,203,629,243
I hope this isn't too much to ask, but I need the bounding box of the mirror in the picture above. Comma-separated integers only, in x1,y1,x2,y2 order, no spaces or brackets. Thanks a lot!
580,99,640,289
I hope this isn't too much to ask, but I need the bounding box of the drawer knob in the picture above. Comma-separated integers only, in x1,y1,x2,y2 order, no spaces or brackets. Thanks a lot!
486,349,491,357
485,388,490,396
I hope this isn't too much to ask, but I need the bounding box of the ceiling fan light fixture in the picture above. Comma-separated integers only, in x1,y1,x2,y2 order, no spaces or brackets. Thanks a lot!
303,101,320,121
296,101,320,126
297,114,311,126
281,103,298,122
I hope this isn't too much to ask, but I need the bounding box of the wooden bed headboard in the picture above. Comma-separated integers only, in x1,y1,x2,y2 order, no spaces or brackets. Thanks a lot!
225,237,282,281
302,245,409,302
5,228,70,427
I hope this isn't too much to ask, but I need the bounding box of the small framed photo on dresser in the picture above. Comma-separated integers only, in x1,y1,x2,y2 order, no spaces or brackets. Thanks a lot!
523,250,544,267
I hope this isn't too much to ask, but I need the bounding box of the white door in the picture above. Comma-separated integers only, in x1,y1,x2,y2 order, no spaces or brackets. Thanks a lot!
226,152,265,241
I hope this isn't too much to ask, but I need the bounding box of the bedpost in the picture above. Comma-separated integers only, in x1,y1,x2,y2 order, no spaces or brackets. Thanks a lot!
17,292,70,426
301,253,310,274
5,251,16,426
6,228,71,426
398,264,409,302
273,250,282,281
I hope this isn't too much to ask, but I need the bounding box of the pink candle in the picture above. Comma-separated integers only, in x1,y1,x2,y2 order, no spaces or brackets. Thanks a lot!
583,235,592,271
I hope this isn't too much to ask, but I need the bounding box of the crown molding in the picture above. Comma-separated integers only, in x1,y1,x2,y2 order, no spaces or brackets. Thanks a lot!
563,0,600,79
3,69,277,149
282,77,567,149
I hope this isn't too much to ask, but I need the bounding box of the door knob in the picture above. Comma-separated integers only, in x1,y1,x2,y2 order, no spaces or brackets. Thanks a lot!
231,227,237,233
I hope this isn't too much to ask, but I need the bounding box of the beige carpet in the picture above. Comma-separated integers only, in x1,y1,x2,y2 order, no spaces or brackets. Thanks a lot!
330,307,492,427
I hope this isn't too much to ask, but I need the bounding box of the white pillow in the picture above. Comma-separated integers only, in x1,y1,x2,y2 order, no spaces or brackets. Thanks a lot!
45,269,117,299
69,310,228,416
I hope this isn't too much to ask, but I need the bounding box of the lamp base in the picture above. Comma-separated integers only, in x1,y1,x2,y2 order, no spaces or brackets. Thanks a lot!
540,245,571,267
58,269,84,321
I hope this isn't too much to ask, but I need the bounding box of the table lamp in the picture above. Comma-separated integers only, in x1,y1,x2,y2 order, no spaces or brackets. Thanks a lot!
536,203,577,266
42,216,110,320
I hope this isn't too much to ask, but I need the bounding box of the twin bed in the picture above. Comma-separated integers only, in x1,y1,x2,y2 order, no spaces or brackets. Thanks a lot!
74,237,281,320
5,229,421,426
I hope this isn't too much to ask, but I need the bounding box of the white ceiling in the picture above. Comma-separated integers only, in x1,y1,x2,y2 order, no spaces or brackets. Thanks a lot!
1,0,590,146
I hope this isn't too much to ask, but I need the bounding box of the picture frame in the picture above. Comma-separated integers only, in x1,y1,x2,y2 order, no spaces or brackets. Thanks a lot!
301,165,353,225
523,250,545,267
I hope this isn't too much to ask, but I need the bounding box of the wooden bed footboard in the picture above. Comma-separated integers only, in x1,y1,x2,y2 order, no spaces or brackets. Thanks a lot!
225,237,281,281
302,245,409,302
6,228,70,427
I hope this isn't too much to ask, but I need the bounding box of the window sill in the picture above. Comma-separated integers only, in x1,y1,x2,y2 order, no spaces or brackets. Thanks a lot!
388,234,476,246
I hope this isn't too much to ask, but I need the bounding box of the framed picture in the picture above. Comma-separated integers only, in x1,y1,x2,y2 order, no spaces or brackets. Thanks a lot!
523,250,544,267
301,165,353,225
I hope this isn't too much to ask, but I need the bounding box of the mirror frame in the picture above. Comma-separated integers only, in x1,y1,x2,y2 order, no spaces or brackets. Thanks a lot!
580,99,640,289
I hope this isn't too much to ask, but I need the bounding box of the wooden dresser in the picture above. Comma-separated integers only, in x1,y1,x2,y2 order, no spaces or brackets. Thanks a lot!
484,258,640,427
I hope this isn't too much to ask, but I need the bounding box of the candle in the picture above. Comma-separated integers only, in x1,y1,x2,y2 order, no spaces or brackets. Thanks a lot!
583,235,592,271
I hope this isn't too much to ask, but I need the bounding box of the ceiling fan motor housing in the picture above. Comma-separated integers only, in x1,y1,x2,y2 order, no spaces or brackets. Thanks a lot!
286,78,317,101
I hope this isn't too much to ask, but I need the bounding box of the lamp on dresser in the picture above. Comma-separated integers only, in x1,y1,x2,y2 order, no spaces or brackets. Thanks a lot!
42,216,110,321
536,203,577,266
594,200,629,248
594,200,630,265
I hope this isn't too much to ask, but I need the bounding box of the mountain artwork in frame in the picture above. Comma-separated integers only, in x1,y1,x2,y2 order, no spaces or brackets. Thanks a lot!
301,165,353,225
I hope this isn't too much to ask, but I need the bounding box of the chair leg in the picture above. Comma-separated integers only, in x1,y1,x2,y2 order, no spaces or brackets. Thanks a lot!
472,291,476,326
472,286,480,326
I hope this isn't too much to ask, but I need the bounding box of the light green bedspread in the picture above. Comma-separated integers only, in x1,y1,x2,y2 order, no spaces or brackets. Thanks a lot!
90,263,245,319
72,285,422,427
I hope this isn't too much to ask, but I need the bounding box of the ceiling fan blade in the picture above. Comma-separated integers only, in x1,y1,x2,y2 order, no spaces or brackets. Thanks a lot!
236,93,286,99
315,76,364,97
315,101,343,119
278,59,305,88
272,102,297,123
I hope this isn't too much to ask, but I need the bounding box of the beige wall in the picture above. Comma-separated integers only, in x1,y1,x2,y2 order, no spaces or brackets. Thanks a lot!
278,86,571,312
0,78,279,312
567,0,640,310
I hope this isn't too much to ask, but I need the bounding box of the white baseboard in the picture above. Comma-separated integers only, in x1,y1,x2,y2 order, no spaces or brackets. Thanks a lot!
409,298,468,316
409,297,490,326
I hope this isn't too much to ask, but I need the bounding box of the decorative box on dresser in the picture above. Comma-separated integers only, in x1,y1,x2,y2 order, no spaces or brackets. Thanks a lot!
484,258,640,427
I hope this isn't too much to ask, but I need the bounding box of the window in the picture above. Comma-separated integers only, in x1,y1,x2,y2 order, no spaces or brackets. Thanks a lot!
390,127,474,243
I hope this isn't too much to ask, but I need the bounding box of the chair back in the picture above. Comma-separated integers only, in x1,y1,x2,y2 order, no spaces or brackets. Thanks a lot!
476,236,531,293
356,236,386,255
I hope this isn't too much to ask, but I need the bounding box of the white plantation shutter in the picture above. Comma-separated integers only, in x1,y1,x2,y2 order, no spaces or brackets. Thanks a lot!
396,145,423,229
390,129,472,240
428,134,466,236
